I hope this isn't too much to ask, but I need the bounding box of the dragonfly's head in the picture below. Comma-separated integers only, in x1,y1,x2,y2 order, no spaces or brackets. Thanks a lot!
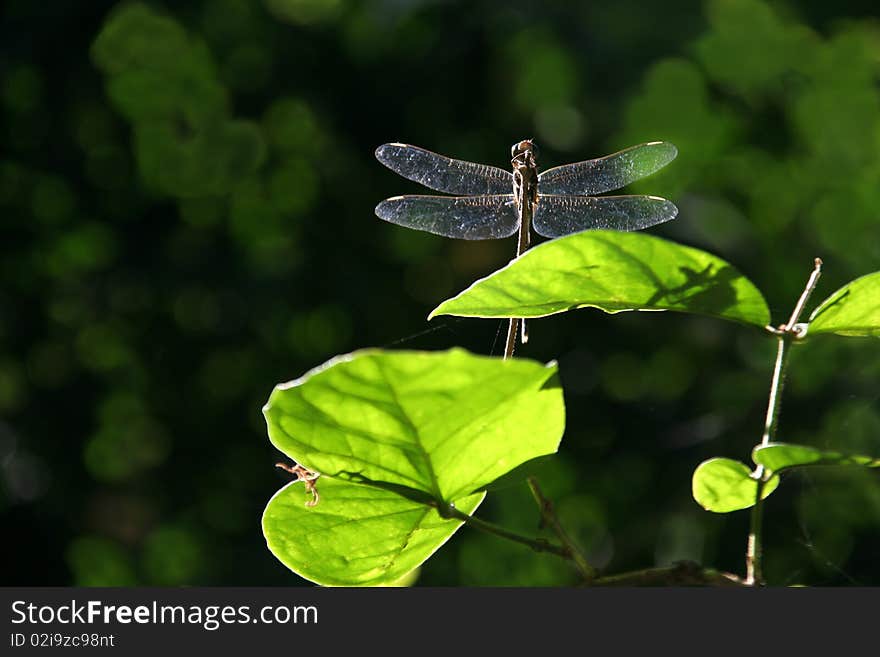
511,139,538,167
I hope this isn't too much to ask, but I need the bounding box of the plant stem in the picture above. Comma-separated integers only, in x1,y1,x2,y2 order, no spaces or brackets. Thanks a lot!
592,562,746,587
746,335,790,585
504,318,519,359
746,257,822,586
527,476,597,582
439,502,569,559
503,185,533,360
785,257,824,331
442,503,745,586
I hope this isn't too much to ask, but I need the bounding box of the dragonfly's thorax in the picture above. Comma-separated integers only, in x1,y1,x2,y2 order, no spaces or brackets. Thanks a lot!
511,140,539,212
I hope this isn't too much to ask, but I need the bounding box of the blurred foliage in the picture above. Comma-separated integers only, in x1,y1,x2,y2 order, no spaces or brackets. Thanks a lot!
2,0,879,586
91,4,265,197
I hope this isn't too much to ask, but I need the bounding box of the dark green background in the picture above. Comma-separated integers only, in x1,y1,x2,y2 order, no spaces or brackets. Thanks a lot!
3,0,879,586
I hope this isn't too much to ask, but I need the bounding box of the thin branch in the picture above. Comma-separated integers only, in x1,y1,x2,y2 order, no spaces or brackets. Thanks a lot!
504,318,519,359
527,476,596,582
746,257,823,586
759,337,794,453
438,502,569,559
747,333,791,585
503,173,533,360
443,503,745,586
785,257,824,331
592,562,746,587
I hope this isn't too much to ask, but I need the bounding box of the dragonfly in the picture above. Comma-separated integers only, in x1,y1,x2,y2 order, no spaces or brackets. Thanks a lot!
374,139,679,356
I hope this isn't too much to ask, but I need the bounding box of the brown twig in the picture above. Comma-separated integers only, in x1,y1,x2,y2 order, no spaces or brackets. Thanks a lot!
275,462,321,507
527,476,596,582
438,502,570,559
592,562,746,587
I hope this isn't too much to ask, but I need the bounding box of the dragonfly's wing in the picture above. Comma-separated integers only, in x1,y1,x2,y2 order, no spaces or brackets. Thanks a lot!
376,143,513,195
533,195,678,238
537,141,677,195
375,194,519,240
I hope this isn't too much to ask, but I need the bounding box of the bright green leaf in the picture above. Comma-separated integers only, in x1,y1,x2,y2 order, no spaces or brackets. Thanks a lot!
430,230,770,327
263,348,565,503
692,457,779,513
263,477,484,586
808,271,880,337
753,442,880,472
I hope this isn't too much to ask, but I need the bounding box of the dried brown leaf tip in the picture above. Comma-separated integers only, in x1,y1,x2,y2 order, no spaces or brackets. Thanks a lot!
275,462,321,507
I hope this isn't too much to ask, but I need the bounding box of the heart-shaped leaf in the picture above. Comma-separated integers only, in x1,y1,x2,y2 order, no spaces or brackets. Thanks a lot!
430,230,770,327
753,442,880,472
692,457,779,513
808,271,880,338
263,477,484,586
264,348,565,503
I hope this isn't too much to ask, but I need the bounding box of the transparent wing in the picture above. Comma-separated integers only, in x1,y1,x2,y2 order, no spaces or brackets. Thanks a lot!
375,194,519,240
533,195,678,238
537,141,678,195
376,143,513,195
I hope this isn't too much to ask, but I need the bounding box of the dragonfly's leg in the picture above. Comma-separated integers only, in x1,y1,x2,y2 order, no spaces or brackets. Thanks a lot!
521,319,529,344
